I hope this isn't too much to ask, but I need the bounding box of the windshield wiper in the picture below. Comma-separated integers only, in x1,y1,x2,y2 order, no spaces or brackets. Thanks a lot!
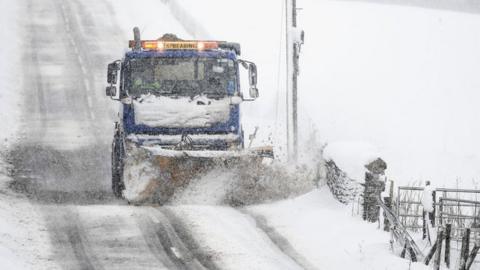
167,76,178,94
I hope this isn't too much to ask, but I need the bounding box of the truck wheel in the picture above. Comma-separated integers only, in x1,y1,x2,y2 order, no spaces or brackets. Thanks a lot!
111,139,125,198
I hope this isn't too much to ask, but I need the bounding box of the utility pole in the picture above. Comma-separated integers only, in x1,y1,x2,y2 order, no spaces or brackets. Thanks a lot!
292,0,299,161
286,0,304,162
285,0,291,162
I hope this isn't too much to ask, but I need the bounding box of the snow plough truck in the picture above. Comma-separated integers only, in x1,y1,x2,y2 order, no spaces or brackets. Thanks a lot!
105,27,273,203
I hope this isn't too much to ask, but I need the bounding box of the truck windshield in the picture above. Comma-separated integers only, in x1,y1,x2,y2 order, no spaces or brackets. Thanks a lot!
124,57,237,98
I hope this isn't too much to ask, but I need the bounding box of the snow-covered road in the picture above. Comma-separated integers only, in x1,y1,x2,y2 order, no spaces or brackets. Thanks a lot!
8,0,307,269
41,205,220,270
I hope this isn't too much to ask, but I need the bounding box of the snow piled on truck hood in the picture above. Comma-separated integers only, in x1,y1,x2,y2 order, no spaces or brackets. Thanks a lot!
133,94,231,128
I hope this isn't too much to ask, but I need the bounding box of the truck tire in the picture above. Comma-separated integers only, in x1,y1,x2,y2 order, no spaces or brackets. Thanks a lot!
111,137,125,198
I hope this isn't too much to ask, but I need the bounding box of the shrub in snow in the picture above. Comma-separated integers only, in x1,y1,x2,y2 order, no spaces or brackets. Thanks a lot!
325,159,362,204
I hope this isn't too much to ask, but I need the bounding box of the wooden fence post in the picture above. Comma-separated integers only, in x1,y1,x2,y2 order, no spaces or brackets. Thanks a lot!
433,228,444,270
400,241,407,259
444,223,451,268
396,186,400,219
424,240,437,265
383,197,391,232
400,239,418,262
423,210,427,240
432,190,436,227
459,228,471,270
408,245,417,262
466,243,480,270
384,179,394,231
464,228,471,268
439,197,444,226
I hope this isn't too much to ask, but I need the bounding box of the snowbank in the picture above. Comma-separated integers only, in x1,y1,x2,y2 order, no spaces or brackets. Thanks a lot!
249,188,429,270
324,141,381,182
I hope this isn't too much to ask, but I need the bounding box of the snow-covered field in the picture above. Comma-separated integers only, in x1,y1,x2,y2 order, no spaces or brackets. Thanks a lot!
300,1,480,186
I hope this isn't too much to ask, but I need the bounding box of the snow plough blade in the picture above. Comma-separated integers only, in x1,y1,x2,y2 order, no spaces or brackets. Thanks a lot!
121,144,273,204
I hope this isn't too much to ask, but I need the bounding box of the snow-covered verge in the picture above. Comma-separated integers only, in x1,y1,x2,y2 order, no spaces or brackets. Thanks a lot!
248,188,429,270
0,1,57,269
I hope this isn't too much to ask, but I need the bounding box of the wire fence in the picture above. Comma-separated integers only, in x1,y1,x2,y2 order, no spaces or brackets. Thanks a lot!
396,186,480,244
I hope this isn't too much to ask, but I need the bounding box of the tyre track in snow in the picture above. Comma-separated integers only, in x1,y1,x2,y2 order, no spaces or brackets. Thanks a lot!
44,207,101,270
161,208,222,270
243,210,318,270
137,207,220,270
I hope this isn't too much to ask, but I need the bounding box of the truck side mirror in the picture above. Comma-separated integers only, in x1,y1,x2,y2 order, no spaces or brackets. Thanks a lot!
106,86,117,97
248,63,257,87
107,61,120,84
248,63,259,98
238,59,259,101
